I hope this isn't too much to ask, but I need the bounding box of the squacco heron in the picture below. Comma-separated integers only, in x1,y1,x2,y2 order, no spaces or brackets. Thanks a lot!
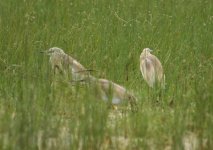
140,48,165,88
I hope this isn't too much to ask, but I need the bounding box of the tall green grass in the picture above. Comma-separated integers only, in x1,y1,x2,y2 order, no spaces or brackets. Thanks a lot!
0,0,212,149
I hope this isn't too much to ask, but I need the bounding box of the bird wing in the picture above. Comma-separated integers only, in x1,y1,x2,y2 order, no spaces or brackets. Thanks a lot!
147,54,164,82
97,79,136,105
67,56,86,72
97,79,124,104
140,57,156,87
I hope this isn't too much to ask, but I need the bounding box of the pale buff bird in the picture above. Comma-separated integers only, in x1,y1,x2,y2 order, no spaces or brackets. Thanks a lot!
140,48,165,88
92,78,137,110
41,47,137,110
41,47,92,81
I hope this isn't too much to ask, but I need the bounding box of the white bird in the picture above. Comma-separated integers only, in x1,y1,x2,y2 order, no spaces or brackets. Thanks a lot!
140,48,165,88
92,78,137,110
41,47,92,81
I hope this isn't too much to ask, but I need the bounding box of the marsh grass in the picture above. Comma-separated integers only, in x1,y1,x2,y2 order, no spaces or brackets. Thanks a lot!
0,0,212,149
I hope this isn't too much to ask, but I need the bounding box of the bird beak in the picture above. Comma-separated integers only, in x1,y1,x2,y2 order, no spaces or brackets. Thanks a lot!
40,51,46,53
148,49,153,52
40,50,50,55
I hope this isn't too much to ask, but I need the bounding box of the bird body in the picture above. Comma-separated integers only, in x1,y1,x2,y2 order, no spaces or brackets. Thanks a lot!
93,78,137,108
140,48,165,88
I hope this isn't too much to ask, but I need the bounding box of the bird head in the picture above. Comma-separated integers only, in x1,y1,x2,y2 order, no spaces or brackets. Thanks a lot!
40,47,65,55
140,48,152,59
143,48,153,53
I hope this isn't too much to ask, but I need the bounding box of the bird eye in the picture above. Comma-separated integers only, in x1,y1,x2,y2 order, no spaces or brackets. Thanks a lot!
48,49,54,53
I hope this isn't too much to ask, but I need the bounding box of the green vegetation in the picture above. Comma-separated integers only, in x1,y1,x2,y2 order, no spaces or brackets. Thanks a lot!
0,0,212,149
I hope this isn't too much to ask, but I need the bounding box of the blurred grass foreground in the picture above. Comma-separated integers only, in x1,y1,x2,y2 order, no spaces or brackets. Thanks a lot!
0,0,212,149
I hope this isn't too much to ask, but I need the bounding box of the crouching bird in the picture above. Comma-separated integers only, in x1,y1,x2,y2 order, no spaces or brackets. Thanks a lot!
140,48,165,88
92,78,138,111
41,47,93,81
